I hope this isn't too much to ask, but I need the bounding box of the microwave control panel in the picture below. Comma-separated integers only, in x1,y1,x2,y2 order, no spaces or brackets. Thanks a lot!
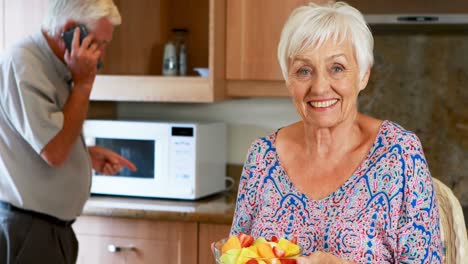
170,126,195,186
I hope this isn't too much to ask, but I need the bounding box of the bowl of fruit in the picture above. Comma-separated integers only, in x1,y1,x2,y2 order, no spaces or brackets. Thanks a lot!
212,233,301,264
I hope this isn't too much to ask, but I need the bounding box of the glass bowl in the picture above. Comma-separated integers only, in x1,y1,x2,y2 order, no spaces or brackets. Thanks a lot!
212,238,301,264
193,67,209,77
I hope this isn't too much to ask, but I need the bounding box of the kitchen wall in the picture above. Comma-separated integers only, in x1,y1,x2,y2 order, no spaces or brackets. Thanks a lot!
118,98,299,163
118,33,468,206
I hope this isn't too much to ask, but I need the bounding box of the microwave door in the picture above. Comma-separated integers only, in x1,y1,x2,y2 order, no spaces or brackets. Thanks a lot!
94,138,155,179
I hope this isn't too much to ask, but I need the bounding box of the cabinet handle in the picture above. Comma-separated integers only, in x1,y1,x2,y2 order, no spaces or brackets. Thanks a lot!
107,244,135,253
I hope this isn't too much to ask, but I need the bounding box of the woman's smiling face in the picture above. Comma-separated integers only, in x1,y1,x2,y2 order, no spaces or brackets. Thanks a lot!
287,38,370,128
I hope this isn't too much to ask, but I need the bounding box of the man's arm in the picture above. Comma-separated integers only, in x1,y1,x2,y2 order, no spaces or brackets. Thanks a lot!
40,28,101,167
40,86,91,166
88,145,137,175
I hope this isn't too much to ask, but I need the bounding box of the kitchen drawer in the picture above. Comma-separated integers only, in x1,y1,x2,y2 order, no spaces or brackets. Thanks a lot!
73,216,197,264
76,234,190,264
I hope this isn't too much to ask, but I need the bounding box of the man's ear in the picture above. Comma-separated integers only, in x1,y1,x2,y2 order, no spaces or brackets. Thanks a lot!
62,20,78,34
57,20,78,52
359,68,371,91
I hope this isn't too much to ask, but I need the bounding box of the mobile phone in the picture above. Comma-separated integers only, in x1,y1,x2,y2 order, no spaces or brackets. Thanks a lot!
61,24,103,70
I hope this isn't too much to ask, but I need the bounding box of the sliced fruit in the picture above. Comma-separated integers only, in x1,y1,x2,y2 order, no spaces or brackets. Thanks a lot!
280,259,297,264
222,236,242,253
270,259,280,264
272,246,286,258
253,237,268,246
220,248,241,264
246,245,259,257
236,247,260,264
290,237,297,245
256,241,275,259
277,238,300,257
219,235,300,264
238,233,255,248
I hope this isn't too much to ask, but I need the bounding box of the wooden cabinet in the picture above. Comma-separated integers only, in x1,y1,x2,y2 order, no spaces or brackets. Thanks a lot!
73,216,198,264
226,0,327,82
198,223,231,264
92,0,226,102
73,216,231,264
0,0,226,102
225,0,327,97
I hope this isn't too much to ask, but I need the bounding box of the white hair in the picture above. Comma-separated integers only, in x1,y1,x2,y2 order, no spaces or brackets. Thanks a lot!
42,0,122,36
277,1,374,82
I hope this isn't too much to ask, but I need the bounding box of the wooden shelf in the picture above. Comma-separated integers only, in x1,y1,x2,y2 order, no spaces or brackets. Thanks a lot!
90,0,226,102
91,75,214,102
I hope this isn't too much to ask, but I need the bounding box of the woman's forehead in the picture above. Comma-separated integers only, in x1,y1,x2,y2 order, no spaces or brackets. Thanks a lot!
292,39,355,61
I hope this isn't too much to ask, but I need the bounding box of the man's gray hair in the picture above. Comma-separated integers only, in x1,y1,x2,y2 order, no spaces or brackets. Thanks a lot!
277,1,374,83
42,0,121,36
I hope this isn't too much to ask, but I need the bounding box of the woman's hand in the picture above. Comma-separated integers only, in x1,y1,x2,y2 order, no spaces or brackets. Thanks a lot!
297,251,354,264
88,146,137,175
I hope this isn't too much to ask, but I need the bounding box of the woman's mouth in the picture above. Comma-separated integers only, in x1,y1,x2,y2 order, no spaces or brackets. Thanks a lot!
308,99,339,108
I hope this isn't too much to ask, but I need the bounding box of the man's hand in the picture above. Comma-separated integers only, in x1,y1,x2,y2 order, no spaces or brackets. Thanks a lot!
297,251,354,264
88,146,137,175
64,27,101,90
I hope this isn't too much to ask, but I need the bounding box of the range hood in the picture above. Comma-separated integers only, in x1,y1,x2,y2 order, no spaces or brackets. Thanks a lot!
345,0,468,25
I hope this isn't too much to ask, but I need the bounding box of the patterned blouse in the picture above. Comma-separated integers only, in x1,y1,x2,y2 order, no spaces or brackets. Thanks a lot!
230,120,442,263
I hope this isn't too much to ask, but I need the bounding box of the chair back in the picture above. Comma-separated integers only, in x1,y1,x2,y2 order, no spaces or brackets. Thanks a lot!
433,177,468,264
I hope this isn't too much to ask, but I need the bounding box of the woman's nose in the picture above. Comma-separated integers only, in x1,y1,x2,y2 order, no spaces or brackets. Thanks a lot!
310,71,330,94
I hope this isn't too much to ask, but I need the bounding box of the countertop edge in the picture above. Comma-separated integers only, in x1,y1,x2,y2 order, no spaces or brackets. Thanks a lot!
80,194,236,225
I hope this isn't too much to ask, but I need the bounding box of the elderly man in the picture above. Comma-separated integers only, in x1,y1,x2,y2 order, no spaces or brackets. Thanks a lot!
0,0,136,263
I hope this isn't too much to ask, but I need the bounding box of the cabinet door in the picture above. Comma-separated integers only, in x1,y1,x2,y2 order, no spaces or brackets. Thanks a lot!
77,235,196,264
198,223,231,264
226,0,328,81
73,216,198,264
90,0,226,102
4,0,49,49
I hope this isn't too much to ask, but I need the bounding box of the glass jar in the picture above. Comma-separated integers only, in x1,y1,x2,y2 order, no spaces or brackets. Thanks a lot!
173,28,188,76
162,41,177,76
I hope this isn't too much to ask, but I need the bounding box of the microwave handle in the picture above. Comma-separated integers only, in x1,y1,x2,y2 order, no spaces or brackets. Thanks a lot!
107,244,136,253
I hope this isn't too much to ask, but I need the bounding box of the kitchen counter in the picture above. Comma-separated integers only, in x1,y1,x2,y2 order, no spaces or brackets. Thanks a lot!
81,192,237,225
81,192,468,228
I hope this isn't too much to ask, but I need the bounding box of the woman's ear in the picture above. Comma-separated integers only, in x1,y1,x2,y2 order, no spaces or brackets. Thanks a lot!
359,68,371,91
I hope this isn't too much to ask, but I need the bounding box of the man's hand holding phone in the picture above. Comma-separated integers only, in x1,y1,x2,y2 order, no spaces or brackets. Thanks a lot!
62,25,101,93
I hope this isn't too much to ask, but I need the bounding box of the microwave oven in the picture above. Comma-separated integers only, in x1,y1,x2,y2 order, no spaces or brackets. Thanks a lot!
83,120,227,200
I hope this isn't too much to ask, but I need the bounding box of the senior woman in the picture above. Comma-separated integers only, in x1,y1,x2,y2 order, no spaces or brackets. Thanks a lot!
229,2,442,263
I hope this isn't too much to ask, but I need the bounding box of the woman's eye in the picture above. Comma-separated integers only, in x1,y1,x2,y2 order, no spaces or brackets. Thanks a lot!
297,68,311,76
331,65,344,73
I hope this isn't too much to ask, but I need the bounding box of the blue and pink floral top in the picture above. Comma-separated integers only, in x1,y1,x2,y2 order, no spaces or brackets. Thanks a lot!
230,120,442,263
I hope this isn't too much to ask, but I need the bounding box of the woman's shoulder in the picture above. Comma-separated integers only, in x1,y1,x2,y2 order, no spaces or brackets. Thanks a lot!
380,120,424,153
247,131,279,154
241,131,279,168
